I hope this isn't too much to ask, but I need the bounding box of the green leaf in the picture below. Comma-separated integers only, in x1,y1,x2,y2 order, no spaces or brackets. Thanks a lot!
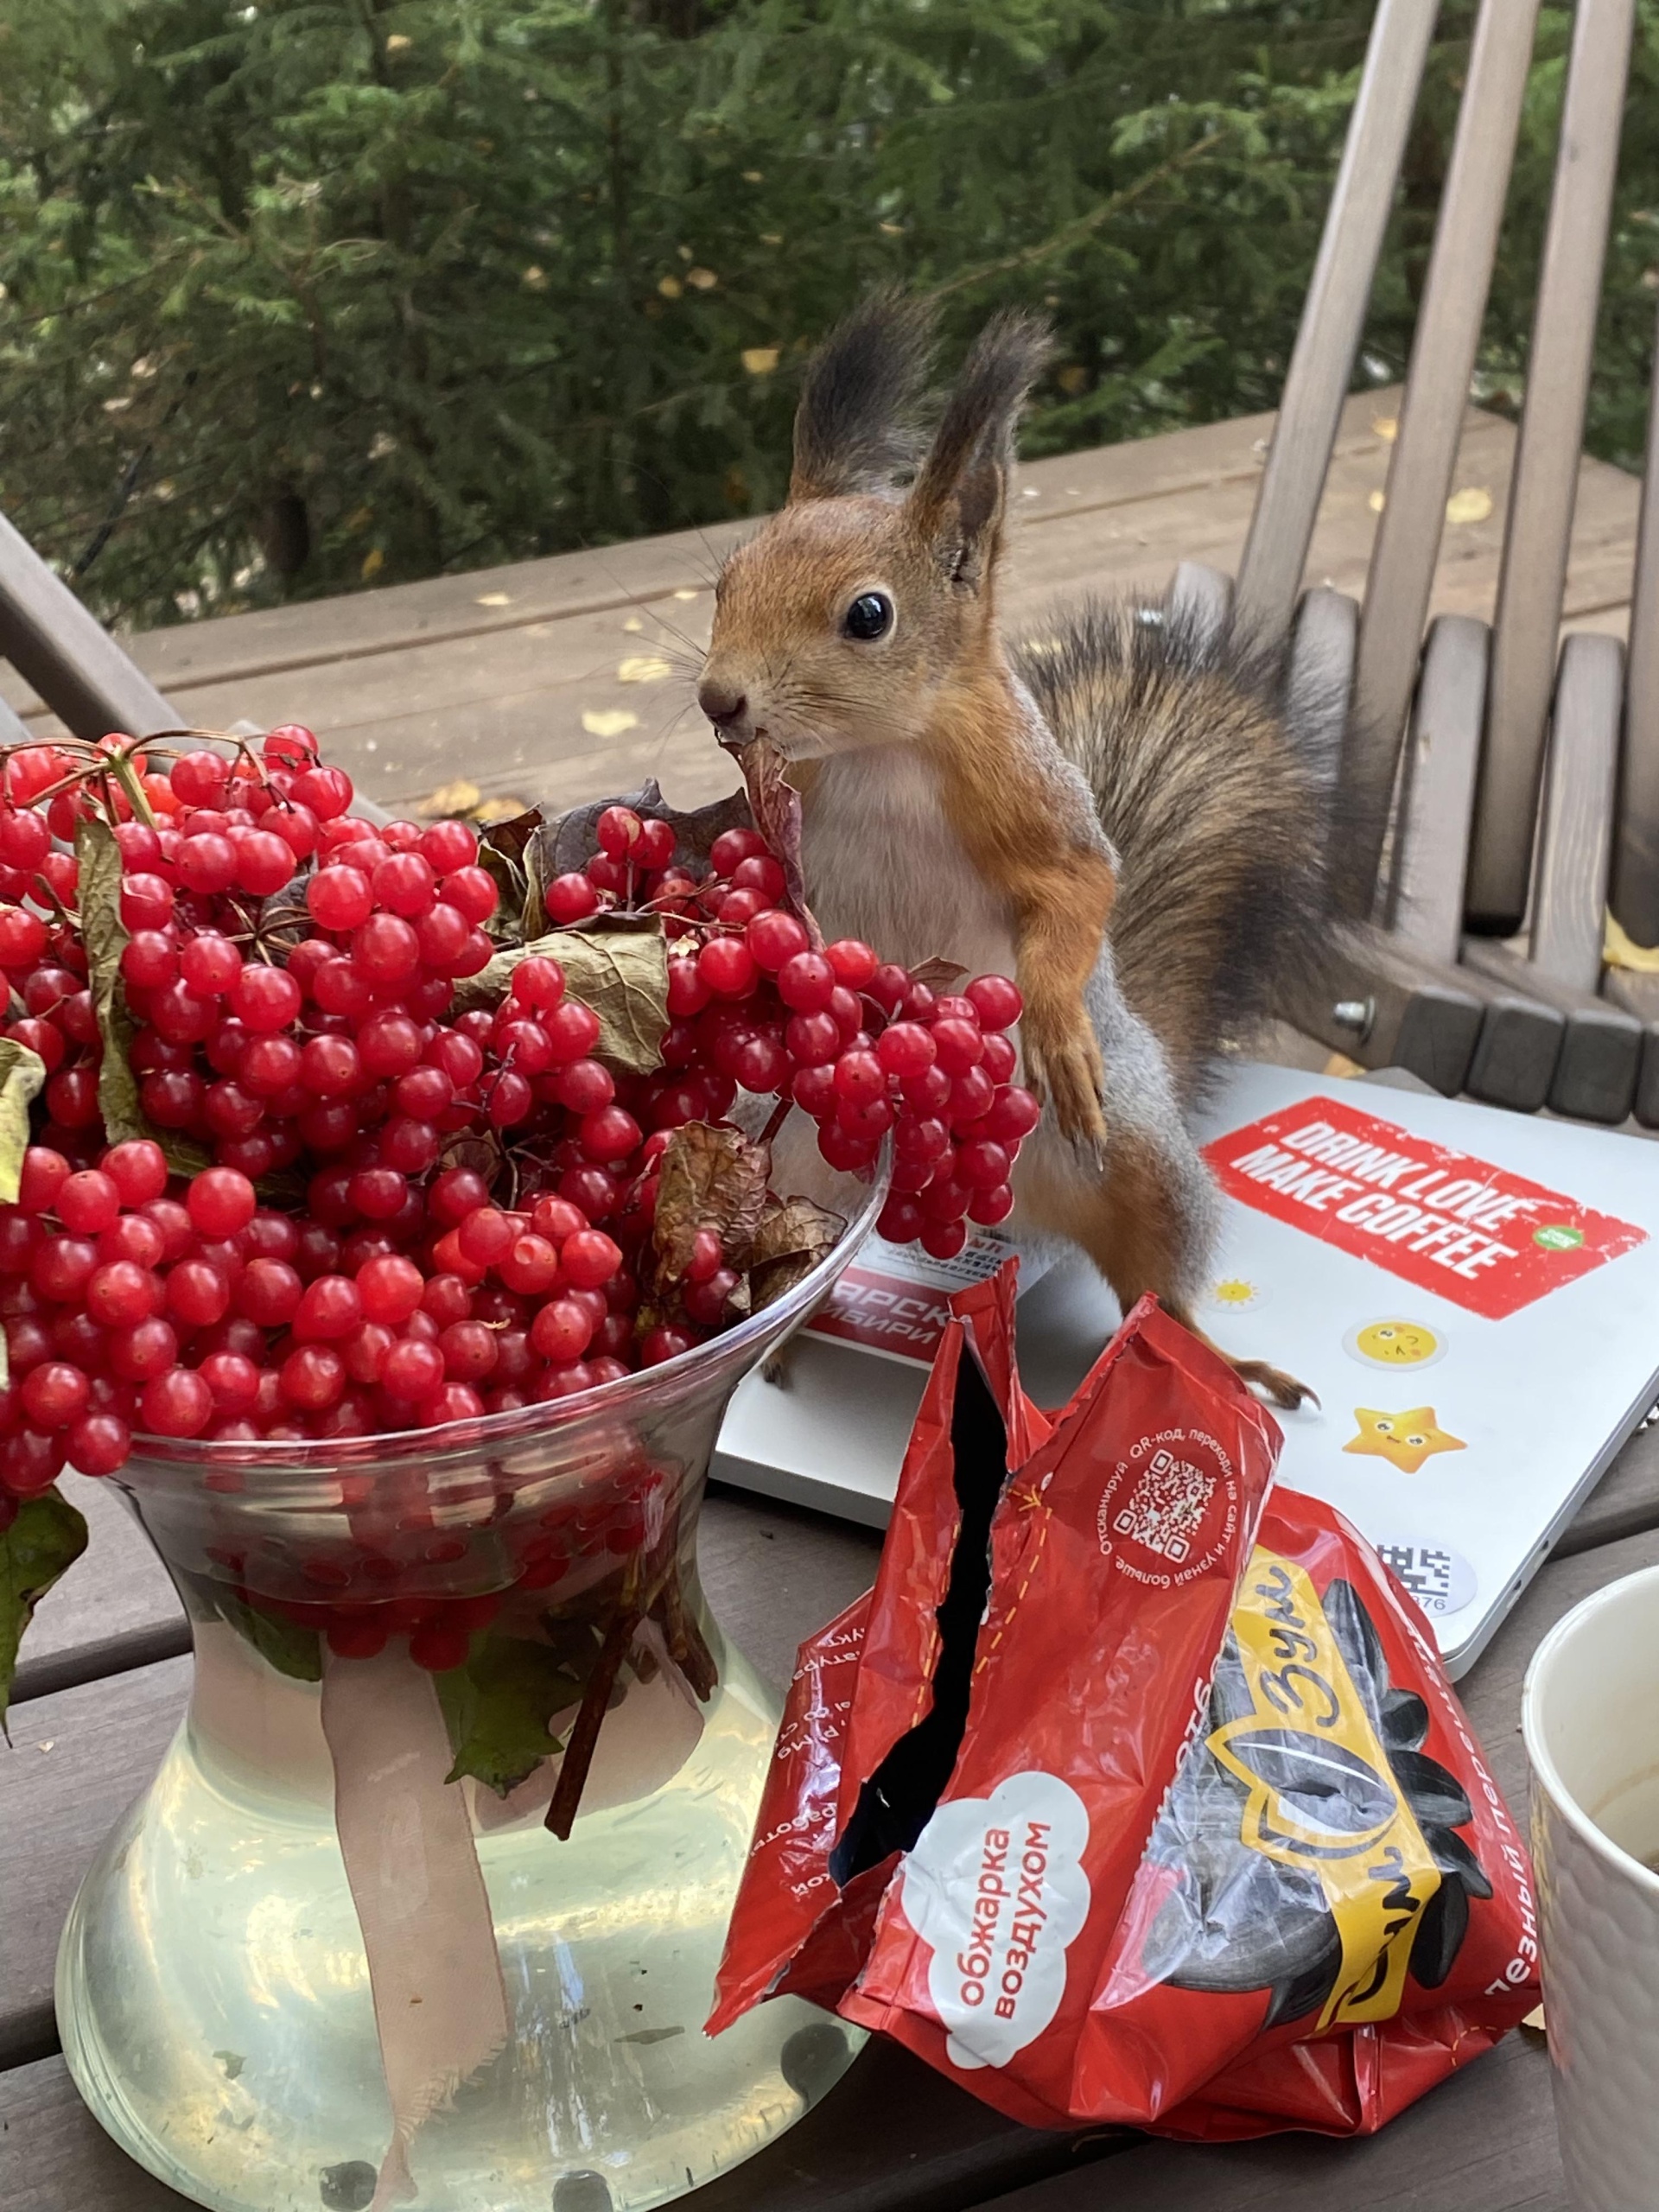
453,916,669,1074
0,1039,47,1208
77,818,210,1176
1,1487,89,1729
214,1589,323,1682
438,1633,582,1797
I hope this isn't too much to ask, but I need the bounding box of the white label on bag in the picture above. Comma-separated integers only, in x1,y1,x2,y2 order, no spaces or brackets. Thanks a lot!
900,1770,1091,2070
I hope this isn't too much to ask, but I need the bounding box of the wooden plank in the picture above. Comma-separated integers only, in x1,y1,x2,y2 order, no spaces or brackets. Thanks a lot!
1530,632,1624,991
1167,561,1234,650
1467,0,1638,934
1,2057,195,2212
1350,0,1541,906
1612,290,1659,950
0,1654,188,2068
1387,614,1489,959
0,391,1426,722
1602,966,1659,1125
0,2042,1129,2212
0,510,179,743
11,1474,186,1707
1286,588,1357,765
1234,0,1440,647
1281,929,1487,1096
1460,938,1639,1124
1551,1416,1659,1559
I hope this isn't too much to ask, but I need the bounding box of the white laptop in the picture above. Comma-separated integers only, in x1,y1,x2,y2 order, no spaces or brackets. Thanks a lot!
714,1063,1659,1677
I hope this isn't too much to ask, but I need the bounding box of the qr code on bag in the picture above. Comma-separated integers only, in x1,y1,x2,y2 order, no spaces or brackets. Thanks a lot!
1113,1447,1214,1564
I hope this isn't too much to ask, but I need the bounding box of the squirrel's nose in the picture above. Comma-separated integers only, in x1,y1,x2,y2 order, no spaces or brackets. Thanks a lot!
697,677,750,734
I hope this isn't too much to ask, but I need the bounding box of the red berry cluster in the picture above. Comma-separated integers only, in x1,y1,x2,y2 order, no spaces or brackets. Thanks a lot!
0,741,1038,1522
564,810,1039,1260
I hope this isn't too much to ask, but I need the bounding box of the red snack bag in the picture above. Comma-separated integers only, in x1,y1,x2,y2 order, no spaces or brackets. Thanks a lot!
1084,1481,1541,2135
710,1270,1540,2139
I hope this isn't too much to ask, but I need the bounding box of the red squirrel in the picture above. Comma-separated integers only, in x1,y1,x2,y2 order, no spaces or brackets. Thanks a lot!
696,296,1341,1406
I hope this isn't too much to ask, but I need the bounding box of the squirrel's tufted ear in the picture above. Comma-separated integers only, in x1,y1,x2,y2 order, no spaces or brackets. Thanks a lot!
905,310,1052,590
789,291,937,503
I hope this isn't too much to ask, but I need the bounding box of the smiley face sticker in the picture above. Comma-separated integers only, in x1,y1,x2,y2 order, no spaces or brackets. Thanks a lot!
1344,1317,1447,1372
1343,1407,1466,1476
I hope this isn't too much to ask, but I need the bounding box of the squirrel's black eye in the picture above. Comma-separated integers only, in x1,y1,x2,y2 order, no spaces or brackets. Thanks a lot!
843,591,893,642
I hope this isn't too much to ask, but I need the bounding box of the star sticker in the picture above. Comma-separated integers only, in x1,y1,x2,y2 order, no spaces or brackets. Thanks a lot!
1342,1406,1466,1476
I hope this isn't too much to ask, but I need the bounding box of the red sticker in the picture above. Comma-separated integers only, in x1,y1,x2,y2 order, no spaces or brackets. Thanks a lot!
1203,1095,1647,1319
808,1264,957,1364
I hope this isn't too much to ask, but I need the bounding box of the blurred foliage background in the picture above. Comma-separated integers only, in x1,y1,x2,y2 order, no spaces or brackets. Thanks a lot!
1,1,1656,632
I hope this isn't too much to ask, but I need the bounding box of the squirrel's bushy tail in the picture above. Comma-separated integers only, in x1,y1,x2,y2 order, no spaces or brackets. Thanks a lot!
1014,600,1350,1105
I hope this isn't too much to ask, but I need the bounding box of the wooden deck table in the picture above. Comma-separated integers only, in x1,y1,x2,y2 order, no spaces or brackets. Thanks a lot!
3,393,1653,2207
7,1283,1659,2212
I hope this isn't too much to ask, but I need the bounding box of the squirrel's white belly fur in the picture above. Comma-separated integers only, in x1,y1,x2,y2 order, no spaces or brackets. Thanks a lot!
800,749,1017,982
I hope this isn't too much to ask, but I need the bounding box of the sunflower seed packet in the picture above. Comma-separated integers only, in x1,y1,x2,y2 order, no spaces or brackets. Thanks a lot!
709,1267,1540,2137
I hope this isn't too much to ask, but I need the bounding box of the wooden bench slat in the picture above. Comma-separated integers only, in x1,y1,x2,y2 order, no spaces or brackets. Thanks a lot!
1530,632,1625,991
1613,294,1659,948
1387,614,1488,960
1467,0,1638,935
1350,0,1543,906
1234,0,1440,647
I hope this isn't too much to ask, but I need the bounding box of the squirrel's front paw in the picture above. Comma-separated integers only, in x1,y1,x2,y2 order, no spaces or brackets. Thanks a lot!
1026,1026,1108,1148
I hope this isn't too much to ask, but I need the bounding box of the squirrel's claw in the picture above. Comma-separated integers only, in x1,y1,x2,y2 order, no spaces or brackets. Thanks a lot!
1026,1029,1109,1152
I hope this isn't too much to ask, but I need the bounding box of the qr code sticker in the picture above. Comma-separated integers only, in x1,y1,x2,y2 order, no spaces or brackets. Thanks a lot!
1113,1447,1214,1564
1376,1543,1453,1610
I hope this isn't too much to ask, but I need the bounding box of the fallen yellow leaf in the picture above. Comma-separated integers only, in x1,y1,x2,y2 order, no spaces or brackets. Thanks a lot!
741,346,779,376
385,32,411,51
344,505,373,535
658,275,683,300
475,592,512,607
686,267,718,291
1446,486,1493,525
360,547,385,580
522,266,548,291
741,169,764,182
1367,489,1386,514
474,796,532,825
878,221,904,237
618,656,672,683
582,709,641,738
1057,365,1088,396
416,779,481,819
1606,912,1659,972
1371,414,1398,441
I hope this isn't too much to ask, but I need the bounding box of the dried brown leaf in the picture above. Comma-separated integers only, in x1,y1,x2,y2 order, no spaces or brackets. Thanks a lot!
747,1192,845,1313
529,779,753,885
909,957,968,991
453,918,669,1075
727,740,822,948
652,1121,771,1287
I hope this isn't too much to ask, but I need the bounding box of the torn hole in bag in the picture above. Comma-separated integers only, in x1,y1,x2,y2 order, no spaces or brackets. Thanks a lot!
830,1349,1012,1885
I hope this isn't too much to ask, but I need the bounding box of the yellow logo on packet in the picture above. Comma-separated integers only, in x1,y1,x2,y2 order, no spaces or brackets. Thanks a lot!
1209,1548,1440,2031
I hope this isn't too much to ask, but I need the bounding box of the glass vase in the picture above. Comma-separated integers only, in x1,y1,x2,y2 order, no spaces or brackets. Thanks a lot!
55,1160,883,2212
